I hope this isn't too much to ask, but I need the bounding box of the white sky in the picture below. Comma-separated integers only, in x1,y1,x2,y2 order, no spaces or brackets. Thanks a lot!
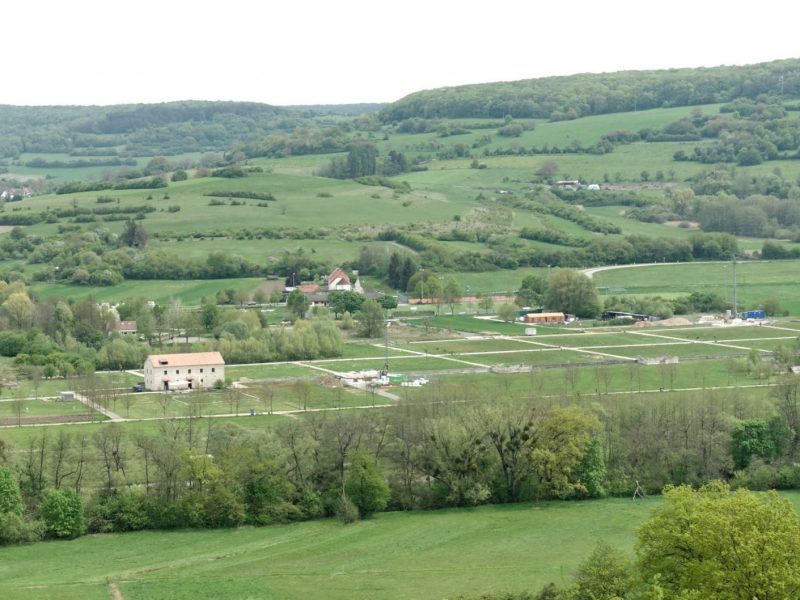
4,0,799,107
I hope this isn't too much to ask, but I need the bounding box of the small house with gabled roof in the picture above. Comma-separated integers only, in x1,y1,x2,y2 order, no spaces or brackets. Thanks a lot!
327,267,352,291
114,320,138,336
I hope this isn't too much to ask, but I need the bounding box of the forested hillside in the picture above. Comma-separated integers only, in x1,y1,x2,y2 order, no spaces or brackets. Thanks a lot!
0,101,376,158
381,58,800,121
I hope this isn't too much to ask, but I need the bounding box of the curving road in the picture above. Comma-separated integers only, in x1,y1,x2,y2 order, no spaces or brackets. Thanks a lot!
583,261,685,279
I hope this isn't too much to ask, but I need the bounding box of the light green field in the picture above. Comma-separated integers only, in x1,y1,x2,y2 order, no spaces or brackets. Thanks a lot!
2,491,798,600
31,278,265,305
316,356,474,372
594,260,800,316
382,104,721,155
658,325,798,341
462,349,598,366
8,152,203,183
226,363,323,380
21,171,471,238
403,338,538,353
518,332,648,348
606,343,748,359
0,497,657,600
406,359,762,399
733,338,797,352
149,237,375,265
0,398,96,422
426,315,533,335
116,382,370,418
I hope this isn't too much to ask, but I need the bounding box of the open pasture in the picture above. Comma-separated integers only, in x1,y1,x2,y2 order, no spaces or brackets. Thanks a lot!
656,325,798,341
403,337,538,354
2,488,797,600
733,338,798,352
226,362,322,380
116,382,370,419
0,497,661,600
517,332,646,348
427,315,554,335
604,342,750,359
462,349,599,367
31,277,265,305
594,260,800,315
408,359,763,400
0,397,100,425
22,170,473,238
305,356,470,373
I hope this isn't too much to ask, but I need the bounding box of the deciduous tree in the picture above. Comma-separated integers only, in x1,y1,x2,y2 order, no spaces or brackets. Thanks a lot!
637,482,800,600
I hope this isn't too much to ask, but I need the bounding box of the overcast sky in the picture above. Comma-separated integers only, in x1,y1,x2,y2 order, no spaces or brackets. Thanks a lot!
5,0,799,107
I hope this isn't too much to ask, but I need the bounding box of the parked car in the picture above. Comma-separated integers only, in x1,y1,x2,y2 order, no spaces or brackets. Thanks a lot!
132,382,145,392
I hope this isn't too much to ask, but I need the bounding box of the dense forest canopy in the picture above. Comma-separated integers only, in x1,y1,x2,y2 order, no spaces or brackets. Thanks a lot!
0,101,379,158
380,58,800,121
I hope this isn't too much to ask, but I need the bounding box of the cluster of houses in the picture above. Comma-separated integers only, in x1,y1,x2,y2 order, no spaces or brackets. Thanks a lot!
288,267,383,306
0,187,33,201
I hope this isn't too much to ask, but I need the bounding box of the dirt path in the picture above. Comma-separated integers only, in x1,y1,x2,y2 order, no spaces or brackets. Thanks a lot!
75,393,125,422
108,582,124,600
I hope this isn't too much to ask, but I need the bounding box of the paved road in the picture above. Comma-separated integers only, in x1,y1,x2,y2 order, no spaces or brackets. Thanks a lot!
582,260,733,280
581,262,683,279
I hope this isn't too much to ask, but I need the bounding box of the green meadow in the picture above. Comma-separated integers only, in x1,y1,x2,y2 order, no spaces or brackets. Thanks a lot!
594,260,800,315
1,493,798,600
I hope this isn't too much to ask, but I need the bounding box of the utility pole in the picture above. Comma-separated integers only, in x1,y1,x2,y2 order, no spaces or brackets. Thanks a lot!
732,254,738,318
382,321,390,376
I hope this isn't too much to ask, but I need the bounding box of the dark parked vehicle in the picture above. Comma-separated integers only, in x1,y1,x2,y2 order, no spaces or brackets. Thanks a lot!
132,382,145,392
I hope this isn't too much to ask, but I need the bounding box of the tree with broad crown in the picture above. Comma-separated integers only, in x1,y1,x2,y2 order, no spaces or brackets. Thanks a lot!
345,450,390,516
40,488,85,539
515,274,547,307
497,303,517,322
443,277,464,315
636,481,800,600
0,466,23,516
357,299,385,338
286,289,309,321
543,269,601,318
119,218,149,248
571,541,634,600
346,141,378,178
2,292,33,329
329,290,364,318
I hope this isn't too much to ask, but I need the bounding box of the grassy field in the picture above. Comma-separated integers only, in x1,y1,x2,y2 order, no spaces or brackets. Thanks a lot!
594,260,800,315
31,278,266,305
1,492,798,600
115,382,372,419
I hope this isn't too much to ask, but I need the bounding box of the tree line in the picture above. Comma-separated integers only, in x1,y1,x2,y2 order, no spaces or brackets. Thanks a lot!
3,371,800,546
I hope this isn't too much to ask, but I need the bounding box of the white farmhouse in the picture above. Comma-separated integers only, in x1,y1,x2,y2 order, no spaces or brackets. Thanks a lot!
144,352,225,391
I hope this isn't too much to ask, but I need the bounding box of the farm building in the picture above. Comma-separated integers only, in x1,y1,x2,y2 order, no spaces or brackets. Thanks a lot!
601,310,656,322
114,320,137,336
144,352,225,391
327,267,352,291
523,312,565,324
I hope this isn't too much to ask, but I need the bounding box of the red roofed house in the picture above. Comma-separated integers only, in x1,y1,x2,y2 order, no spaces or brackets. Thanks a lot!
327,267,352,291
114,321,137,336
144,351,225,391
